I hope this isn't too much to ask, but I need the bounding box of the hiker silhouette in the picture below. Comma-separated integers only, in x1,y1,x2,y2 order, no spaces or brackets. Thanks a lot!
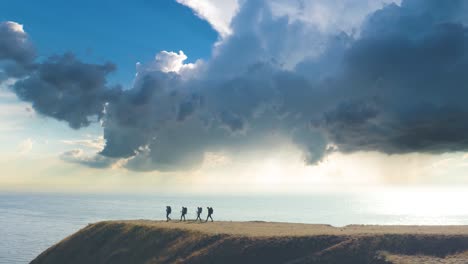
195,207,203,222
180,206,187,221
206,207,214,222
166,206,172,222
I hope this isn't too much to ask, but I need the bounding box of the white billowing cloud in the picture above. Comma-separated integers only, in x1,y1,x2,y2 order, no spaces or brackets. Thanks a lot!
176,0,399,38
155,50,194,73
180,0,401,71
176,0,239,37
136,50,202,78
4,21,25,34
18,138,33,154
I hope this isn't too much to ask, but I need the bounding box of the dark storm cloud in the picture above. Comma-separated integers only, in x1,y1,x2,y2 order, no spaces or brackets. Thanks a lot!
177,94,203,121
0,21,35,65
0,21,36,82
0,21,121,130
3,0,468,171
13,53,121,129
316,0,468,154
99,72,190,159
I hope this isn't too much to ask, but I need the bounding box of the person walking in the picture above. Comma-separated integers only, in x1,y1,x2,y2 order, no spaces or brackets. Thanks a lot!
195,207,203,222
205,207,214,222
166,206,172,222
180,206,187,221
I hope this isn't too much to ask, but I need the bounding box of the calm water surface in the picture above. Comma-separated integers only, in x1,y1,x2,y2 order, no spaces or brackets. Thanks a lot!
1,190,468,263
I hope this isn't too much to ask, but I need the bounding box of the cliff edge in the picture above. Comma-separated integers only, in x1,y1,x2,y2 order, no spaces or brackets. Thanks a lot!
31,220,468,264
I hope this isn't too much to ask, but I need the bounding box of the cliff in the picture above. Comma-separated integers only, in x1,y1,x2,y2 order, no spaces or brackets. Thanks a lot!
31,220,468,264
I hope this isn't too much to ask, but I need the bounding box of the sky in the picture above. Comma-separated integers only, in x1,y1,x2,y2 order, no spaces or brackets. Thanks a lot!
1,0,468,194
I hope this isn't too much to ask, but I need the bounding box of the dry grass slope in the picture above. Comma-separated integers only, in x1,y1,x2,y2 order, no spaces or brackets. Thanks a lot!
31,221,468,264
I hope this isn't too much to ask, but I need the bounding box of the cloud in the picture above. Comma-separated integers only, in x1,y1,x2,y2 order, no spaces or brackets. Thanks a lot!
136,50,201,79
61,136,105,150
176,0,239,37
0,21,35,83
12,53,121,129
268,0,401,34
0,21,35,65
4,0,468,172
314,0,468,154
176,0,399,37
60,149,120,169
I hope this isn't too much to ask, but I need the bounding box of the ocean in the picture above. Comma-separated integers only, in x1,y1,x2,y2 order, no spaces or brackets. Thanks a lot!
1,190,468,264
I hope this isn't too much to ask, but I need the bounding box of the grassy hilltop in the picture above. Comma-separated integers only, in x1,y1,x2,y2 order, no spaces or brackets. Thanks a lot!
31,220,468,264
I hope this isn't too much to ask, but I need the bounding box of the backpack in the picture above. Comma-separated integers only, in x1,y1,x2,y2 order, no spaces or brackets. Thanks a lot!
183,207,187,214
208,207,213,214
167,207,172,213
